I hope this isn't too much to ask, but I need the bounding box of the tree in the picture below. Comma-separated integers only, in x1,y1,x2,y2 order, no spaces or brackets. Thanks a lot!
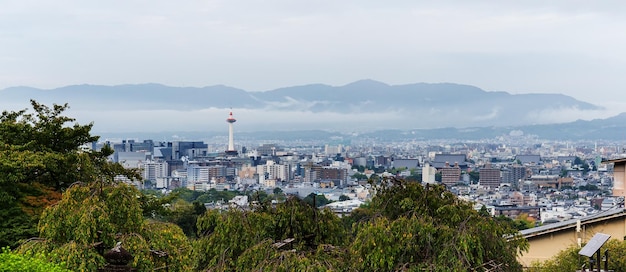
405,168,422,182
0,100,137,248
495,214,536,231
273,187,283,195
435,172,443,182
352,165,365,172
193,196,347,271
339,194,351,201
192,178,527,271
352,172,368,181
170,187,203,203
166,200,206,238
18,182,192,271
348,178,528,271
467,170,480,183
303,193,331,207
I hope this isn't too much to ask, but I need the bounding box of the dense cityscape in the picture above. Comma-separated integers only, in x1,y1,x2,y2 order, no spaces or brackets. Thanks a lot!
107,111,624,230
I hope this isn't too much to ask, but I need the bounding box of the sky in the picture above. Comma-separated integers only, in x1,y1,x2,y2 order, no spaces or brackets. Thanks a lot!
2,1,626,131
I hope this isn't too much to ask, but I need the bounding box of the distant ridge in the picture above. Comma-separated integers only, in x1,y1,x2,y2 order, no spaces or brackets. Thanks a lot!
0,80,614,137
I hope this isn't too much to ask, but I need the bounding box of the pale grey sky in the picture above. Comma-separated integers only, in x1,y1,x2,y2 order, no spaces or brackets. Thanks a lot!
2,0,625,114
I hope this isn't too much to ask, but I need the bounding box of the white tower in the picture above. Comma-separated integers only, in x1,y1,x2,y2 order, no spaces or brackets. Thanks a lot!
226,111,237,155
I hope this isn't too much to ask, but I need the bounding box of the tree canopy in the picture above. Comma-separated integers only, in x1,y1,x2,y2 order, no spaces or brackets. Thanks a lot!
0,100,137,248
18,182,192,272
191,178,528,271
349,179,528,271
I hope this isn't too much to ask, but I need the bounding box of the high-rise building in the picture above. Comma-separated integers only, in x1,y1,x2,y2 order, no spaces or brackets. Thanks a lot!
257,160,290,181
422,162,437,184
479,164,501,189
143,161,168,182
511,165,528,189
441,162,461,186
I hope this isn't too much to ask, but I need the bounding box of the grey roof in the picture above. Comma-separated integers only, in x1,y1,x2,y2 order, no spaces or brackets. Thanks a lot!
520,208,625,238
431,154,468,169
392,159,419,169
434,154,466,163
516,155,541,164
557,156,577,163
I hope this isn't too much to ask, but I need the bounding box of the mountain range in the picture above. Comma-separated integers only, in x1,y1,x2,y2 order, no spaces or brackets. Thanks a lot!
0,80,623,141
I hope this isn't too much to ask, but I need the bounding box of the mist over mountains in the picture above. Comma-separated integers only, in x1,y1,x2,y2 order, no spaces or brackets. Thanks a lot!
0,80,622,141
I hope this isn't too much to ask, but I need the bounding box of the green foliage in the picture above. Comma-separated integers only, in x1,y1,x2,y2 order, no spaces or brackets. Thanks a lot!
495,214,537,231
389,167,407,174
435,172,442,182
303,193,331,207
193,197,347,271
273,187,283,195
166,200,206,238
467,170,480,183
135,221,193,272
37,182,143,246
352,165,366,173
0,101,138,248
349,178,528,271
352,172,368,181
235,240,352,271
0,247,71,272
174,187,240,204
171,187,203,203
530,239,626,272
191,178,526,271
18,182,192,271
247,190,270,203
139,189,180,219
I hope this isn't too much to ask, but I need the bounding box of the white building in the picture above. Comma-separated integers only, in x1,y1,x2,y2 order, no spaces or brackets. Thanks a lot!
325,144,343,156
142,161,168,183
187,165,210,184
422,162,437,184
257,160,289,181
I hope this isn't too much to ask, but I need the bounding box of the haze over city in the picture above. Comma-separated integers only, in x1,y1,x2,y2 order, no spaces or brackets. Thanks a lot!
2,1,626,133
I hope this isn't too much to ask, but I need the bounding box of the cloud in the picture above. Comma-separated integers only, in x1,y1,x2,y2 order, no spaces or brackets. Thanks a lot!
524,107,616,124
73,107,407,134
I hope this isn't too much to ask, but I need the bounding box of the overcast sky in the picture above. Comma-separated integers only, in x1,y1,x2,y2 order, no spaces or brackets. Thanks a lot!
2,1,625,114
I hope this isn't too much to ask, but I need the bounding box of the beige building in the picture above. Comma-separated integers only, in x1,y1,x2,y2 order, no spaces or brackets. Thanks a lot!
519,208,626,266
440,162,461,186
607,158,626,197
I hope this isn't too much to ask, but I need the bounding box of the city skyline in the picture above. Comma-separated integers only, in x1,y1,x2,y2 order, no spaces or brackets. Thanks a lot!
2,1,625,113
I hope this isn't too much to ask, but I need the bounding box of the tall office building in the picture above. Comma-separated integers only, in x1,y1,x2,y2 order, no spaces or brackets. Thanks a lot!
143,161,168,182
441,162,461,186
479,164,501,189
